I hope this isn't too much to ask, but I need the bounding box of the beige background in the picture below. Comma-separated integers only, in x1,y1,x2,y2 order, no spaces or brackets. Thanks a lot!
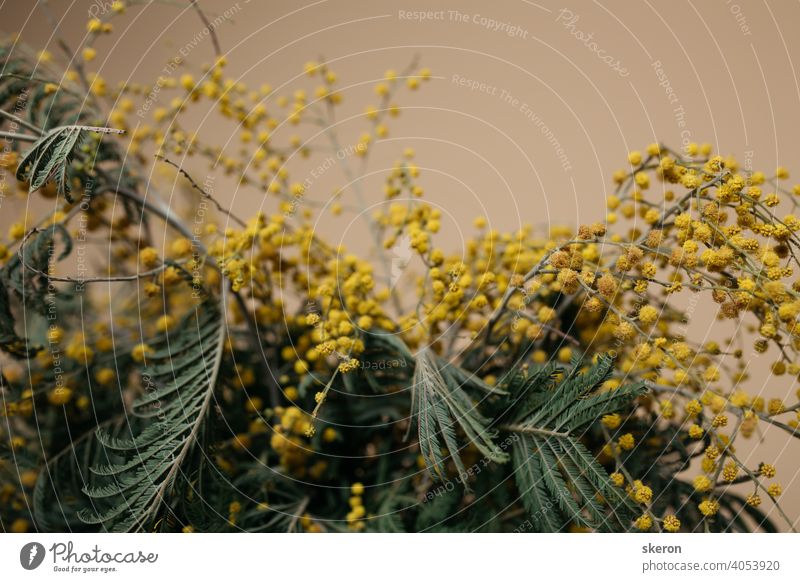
4,0,800,529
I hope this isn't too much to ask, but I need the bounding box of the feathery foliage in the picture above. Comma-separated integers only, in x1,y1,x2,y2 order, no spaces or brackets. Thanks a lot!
506,356,646,532
0,224,72,358
16,125,122,202
410,346,508,487
1,27,794,535
74,297,225,532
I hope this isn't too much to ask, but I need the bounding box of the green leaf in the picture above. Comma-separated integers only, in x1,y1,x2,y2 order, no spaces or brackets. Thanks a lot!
15,125,122,202
0,224,72,357
507,354,646,531
0,277,38,358
33,418,132,531
410,347,509,487
76,295,226,532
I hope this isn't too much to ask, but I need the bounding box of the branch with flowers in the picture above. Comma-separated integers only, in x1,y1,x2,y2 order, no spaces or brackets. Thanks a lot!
0,4,798,534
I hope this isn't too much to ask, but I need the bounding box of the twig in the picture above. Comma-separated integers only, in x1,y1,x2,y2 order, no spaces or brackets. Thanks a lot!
501,424,569,438
16,228,179,284
0,131,39,142
599,425,663,533
102,173,280,409
155,154,246,228
725,448,797,532
0,109,43,135
190,0,222,58
286,497,310,533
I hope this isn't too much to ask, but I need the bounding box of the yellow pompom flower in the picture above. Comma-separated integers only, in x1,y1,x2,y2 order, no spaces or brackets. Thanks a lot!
632,482,652,504
698,498,719,517
132,343,154,363
634,514,652,531
156,314,176,332
48,387,73,406
95,368,116,385
618,433,635,451
759,463,776,478
601,413,621,430
693,475,713,493
139,247,160,268
662,515,680,532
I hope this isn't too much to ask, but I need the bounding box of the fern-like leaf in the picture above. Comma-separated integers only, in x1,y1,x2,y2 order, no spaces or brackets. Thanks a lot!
410,347,508,486
76,296,225,532
508,355,646,531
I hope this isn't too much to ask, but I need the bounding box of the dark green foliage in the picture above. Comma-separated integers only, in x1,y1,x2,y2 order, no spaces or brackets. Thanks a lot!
15,125,125,202
0,43,132,363
0,224,72,358
0,277,38,358
33,418,134,531
506,355,646,532
66,297,225,532
410,346,508,486
16,125,83,200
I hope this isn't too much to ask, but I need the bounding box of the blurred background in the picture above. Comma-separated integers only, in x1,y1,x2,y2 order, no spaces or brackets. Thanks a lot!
3,0,800,529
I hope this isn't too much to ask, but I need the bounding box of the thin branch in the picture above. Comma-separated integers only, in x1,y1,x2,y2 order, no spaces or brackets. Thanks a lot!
501,424,569,438
0,109,43,135
725,448,797,532
190,0,222,58
155,154,246,228
0,131,39,142
16,228,179,284
103,172,280,409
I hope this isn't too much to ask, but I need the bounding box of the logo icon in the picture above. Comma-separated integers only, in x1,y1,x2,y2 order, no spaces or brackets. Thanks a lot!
20,542,46,570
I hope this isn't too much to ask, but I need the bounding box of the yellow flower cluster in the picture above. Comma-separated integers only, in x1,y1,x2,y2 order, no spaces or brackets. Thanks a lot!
5,14,800,531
